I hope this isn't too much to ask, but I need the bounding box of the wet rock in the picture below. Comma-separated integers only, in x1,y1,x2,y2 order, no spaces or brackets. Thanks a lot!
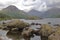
31,23,35,25
34,24,55,40
53,24,60,26
0,25,3,29
22,27,35,40
3,27,9,30
36,23,39,25
48,22,51,24
0,25,7,30
3,19,30,31
0,37,2,40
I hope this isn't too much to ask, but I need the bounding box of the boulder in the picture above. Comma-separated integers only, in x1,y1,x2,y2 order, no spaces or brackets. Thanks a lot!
4,19,30,31
48,27,60,40
22,27,34,40
34,24,55,40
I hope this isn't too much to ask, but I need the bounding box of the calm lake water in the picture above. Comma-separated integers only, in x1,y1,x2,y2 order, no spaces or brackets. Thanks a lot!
0,18,60,40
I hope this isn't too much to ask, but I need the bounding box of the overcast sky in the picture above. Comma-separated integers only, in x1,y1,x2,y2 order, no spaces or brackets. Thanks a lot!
0,0,60,12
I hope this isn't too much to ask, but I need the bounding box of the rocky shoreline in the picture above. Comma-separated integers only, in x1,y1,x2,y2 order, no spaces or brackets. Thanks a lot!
0,19,60,40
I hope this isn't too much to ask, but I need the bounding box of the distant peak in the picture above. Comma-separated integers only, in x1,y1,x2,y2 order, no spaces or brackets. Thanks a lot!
2,5,20,11
7,5,16,7
7,5,18,9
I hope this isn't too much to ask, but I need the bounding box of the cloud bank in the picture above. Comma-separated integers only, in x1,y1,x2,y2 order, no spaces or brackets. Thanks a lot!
0,0,47,11
0,0,17,9
13,0,47,12
0,0,60,11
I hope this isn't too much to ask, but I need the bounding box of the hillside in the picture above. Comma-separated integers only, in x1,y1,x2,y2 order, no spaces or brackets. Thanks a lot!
28,9,44,17
0,5,40,20
0,5,29,19
1,5,60,19
0,13,11,20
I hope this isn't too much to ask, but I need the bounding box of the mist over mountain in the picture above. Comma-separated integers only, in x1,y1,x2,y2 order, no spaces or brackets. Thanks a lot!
0,4,60,19
28,7,60,18
47,2,60,8
0,5,40,20
41,7,60,18
42,0,60,5
28,9,44,17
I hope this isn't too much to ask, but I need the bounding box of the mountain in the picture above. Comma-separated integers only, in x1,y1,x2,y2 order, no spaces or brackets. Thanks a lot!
41,7,60,18
1,5,60,19
28,7,60,18
0,5,29,19
28,9,44,17
0,5,40,20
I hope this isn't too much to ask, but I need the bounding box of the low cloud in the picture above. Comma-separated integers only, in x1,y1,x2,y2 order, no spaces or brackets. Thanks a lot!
0,0,18,10
42,0,60,5
0,0,60,11
14,0,47,12
0,0,47,12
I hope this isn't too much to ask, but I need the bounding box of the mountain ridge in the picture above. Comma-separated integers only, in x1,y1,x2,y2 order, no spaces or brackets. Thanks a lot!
28,7,60,18
0,5,29,19
41,7,60,18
